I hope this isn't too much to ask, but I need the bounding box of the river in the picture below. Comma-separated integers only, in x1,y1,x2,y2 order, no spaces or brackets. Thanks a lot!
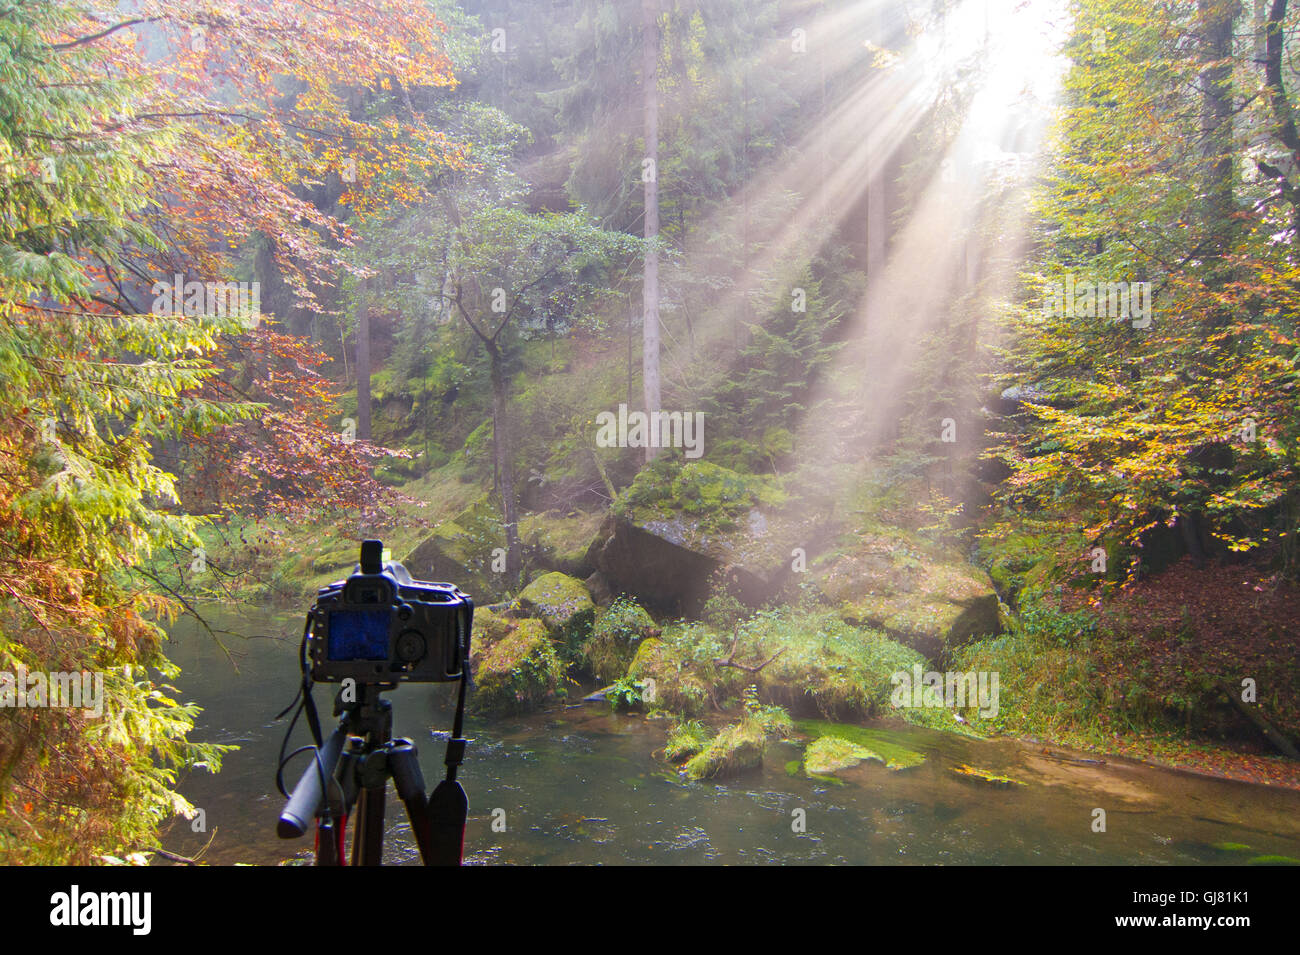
157,608,1300,865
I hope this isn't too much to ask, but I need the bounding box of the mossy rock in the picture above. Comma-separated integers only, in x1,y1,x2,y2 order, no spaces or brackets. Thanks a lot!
589,458,803,615
517,572,595,650
803,736,883,775
471,617,566,715
403,519,508,604
977,529,1056,600
580,597,660,682
812,529,1000,659
663,719,711,763
797,720,926,772
519,509,605,578
626,636,712,716
682,718,765,780
469,606,518,656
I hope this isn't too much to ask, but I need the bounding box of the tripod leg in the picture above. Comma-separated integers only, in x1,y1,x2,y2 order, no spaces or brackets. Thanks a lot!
388,740,435,864
352,781,387,866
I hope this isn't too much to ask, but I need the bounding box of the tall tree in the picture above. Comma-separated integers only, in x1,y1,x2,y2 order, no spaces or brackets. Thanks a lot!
642,0,663,461
996,0,1300,580
443,210,638,578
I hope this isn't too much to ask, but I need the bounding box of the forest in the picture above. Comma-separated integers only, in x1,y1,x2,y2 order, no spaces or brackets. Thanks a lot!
2,0,1299,869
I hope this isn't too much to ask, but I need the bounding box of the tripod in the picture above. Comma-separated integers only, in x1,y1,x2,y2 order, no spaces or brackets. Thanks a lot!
278,682,469,866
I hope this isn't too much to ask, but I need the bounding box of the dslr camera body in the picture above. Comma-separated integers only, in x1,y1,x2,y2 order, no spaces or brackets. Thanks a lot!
309,540,473,685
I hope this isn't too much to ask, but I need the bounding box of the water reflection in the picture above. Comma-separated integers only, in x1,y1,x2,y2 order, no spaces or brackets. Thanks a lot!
158,610,1300,866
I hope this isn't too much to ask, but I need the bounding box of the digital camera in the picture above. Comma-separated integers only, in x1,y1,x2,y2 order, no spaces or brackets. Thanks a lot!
308,540,473,684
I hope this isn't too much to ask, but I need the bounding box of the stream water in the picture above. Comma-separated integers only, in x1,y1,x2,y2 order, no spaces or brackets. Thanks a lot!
158,607,1300,866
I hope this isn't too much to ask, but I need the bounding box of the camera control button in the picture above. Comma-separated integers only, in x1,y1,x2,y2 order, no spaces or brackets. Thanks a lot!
396,630,426,663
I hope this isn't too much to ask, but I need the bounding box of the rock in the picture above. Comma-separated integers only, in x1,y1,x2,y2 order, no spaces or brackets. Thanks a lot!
517,572,596,645
627,635,713,716
403,506,509,604
583,570,612,606
586,460,808,615
471,616,566,714
682,718,765,780
812,528,1001,660
580,597,660,682
519,509,605,579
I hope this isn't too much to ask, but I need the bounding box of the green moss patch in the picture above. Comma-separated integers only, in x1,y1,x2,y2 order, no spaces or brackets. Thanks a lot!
518,571,595,649
682,718,766,780
580,597,659,682
471,617,567,714
797,719,926,771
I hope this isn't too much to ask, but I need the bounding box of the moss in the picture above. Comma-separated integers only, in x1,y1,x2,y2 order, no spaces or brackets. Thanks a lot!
627,635,713,716
682,718,766,780
976,527,1056,599
610,458,793,568
803,736,881,775
797,720,926,770
618,459,783,522
580,597,658,682
403,516,508,604
470,606,515,646
471,617,567,714
519,509,605,577
517,572,595,650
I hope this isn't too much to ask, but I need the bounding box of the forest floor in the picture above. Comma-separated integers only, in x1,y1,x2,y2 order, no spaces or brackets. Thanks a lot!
1013,728,1300,791
1052,559,1300,789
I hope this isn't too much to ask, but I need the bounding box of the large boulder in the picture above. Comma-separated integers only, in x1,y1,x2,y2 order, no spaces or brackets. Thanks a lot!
402,499,510,604
586,460,811,615
812,528,1001,661
519,509,605,579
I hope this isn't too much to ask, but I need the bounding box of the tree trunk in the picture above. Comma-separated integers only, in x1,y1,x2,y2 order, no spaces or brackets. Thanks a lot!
865,5,887,324
356,280,372,442
642,0,661,462
1199,0,1239,259
488,343,522,581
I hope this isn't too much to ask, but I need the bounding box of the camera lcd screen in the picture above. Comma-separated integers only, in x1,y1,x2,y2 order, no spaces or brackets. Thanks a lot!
327,609,390,661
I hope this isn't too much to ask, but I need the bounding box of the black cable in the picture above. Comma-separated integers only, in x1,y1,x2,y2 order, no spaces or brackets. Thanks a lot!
274,611,340,813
